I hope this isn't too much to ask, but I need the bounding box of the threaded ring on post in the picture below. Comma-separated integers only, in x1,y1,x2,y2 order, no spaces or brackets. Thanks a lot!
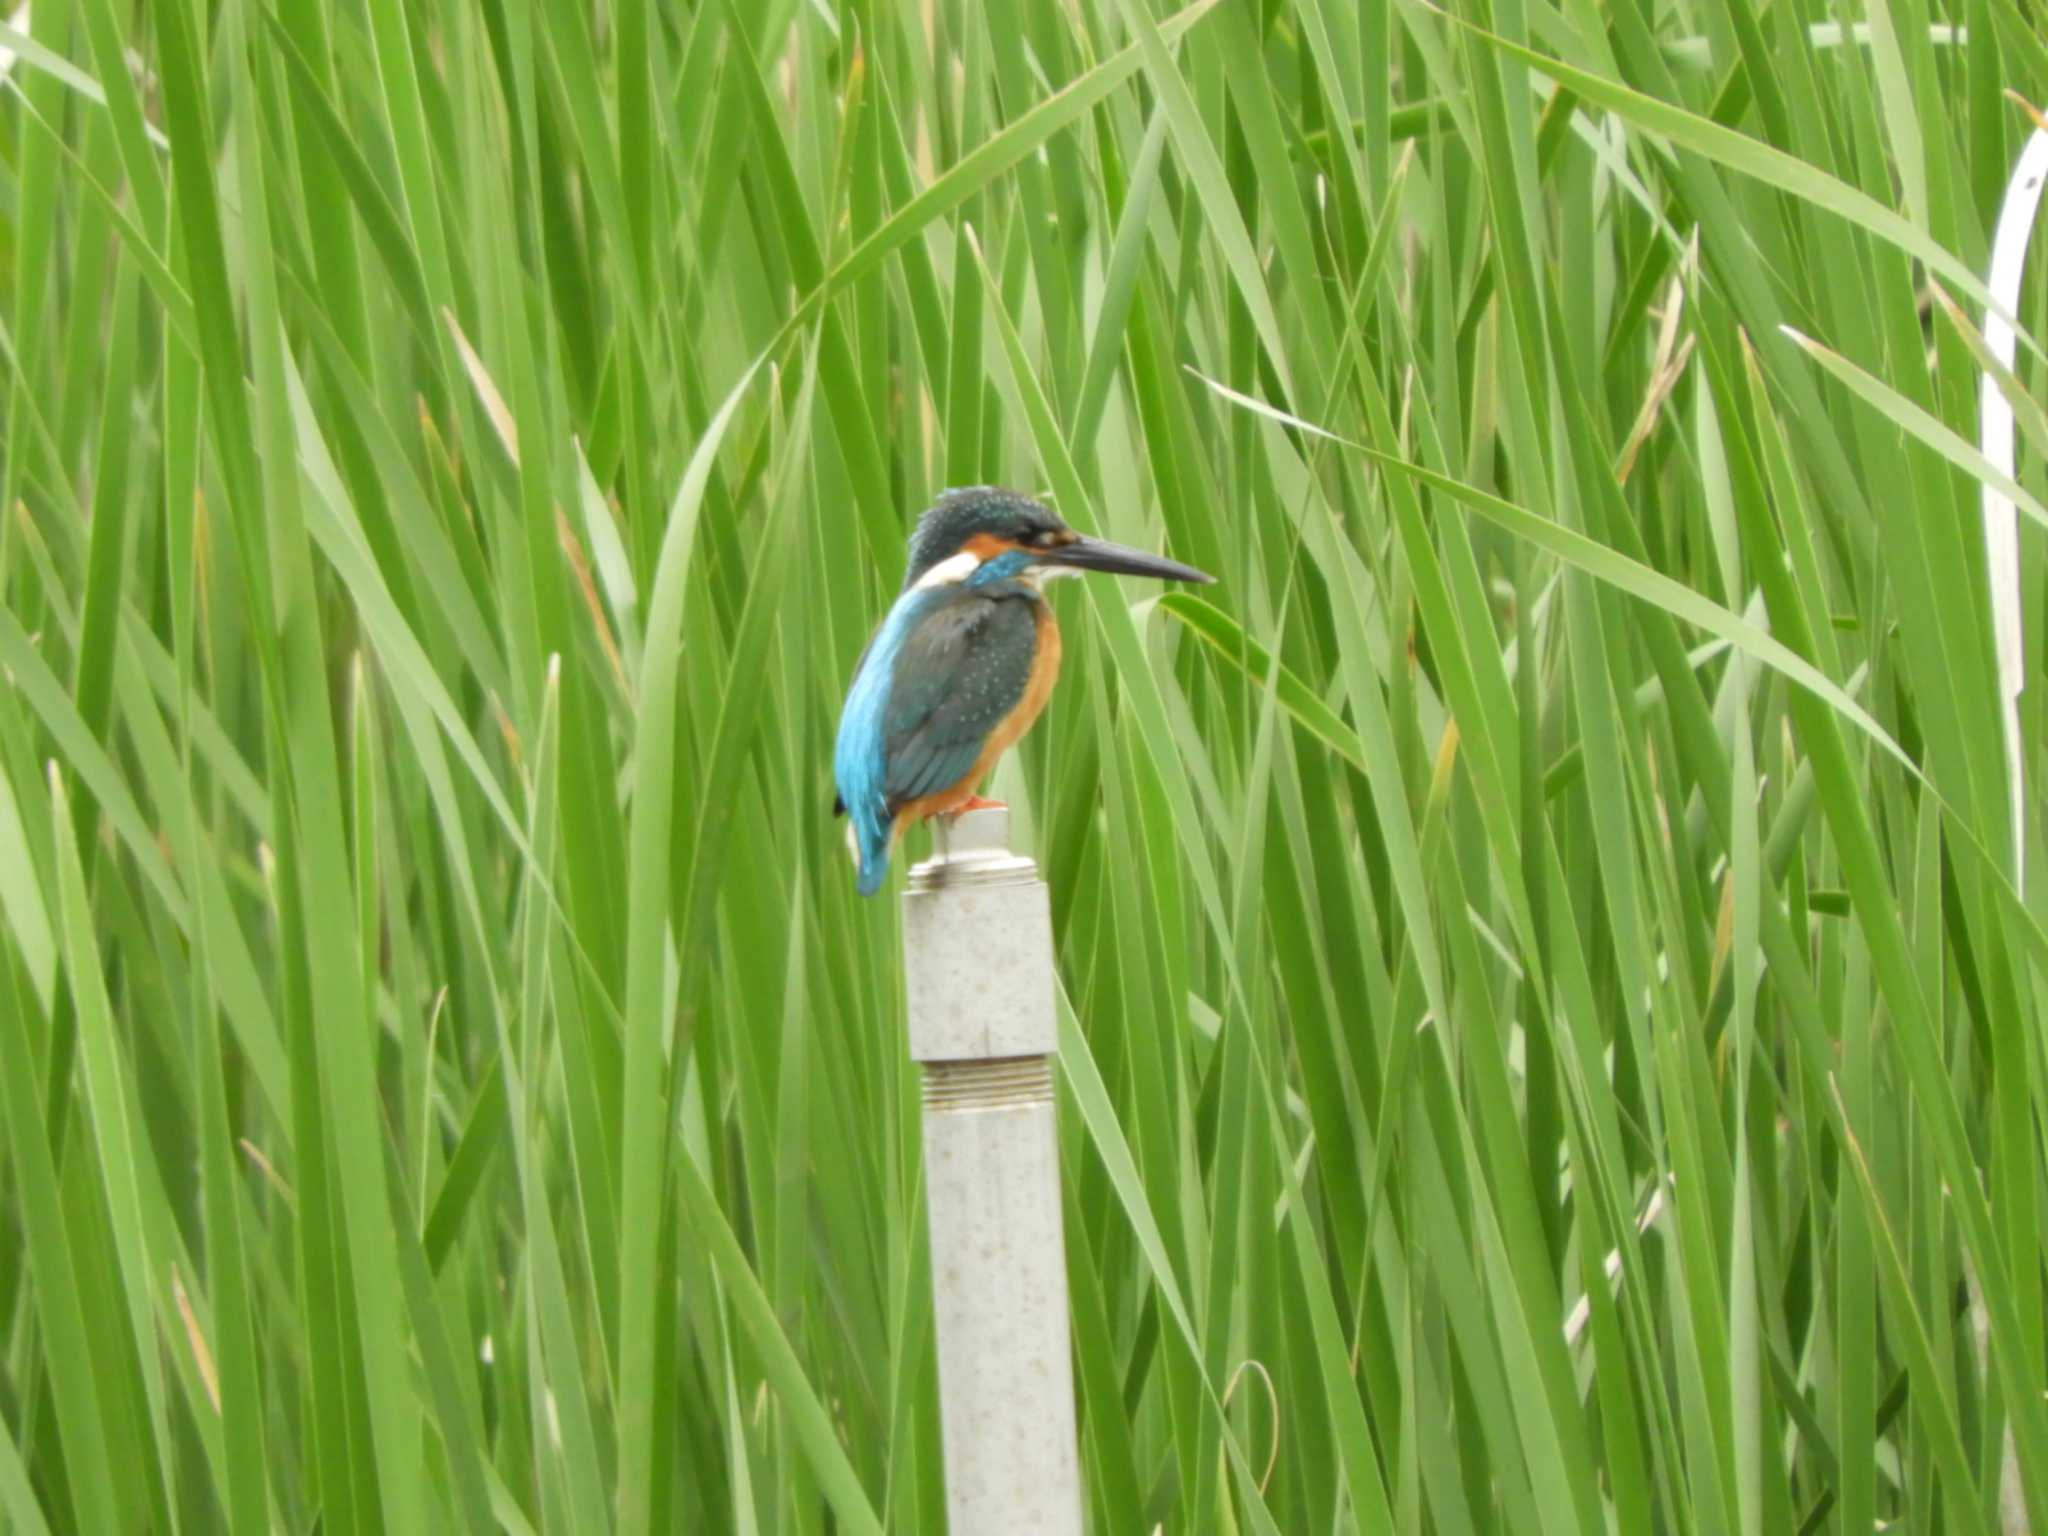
920,1055,1055,1111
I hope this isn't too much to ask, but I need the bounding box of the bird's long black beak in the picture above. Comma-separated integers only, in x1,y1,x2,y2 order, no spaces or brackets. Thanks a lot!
1044,535,1213,583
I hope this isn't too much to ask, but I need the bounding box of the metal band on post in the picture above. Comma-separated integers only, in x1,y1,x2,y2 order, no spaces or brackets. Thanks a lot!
902,806,1083,1534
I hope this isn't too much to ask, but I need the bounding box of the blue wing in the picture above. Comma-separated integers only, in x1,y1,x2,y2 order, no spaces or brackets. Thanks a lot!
883,595,1037,803
834,588,1038,895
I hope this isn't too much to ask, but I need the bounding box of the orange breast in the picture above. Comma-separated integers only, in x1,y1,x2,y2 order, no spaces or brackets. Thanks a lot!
894,601,1061,827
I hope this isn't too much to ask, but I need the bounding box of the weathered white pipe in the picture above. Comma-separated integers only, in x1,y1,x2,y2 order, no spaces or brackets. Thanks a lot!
902,806,1083,1535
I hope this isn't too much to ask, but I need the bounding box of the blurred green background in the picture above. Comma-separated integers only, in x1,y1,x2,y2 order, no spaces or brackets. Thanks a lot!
4,0,2048,1529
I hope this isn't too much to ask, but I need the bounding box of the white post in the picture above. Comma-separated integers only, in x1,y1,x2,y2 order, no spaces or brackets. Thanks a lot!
902,805,1084,1534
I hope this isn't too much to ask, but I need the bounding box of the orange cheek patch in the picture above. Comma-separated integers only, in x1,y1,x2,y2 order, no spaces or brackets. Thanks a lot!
963,532,1020,561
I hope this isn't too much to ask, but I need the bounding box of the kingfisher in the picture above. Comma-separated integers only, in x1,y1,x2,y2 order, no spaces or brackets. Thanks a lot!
834,487,1213,895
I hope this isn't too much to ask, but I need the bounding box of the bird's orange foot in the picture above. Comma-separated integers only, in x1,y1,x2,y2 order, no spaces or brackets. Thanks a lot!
949,794,1005,816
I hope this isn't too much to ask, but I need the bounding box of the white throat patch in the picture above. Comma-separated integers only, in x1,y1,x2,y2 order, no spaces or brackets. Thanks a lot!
912,550,982,590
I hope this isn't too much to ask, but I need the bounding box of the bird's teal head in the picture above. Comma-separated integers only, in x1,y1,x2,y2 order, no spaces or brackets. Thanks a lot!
901,488,1215,591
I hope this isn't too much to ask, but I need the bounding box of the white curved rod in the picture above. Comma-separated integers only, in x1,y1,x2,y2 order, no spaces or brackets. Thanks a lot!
1663,24,1965,67
1981,129,2048,888
0,7,29,82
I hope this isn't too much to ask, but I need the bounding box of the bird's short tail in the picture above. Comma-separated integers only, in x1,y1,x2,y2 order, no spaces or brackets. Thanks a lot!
856,852,888,898
845,806,893,896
